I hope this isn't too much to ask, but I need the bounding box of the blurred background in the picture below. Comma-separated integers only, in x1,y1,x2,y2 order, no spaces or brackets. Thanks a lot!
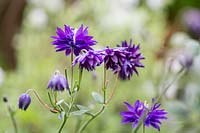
0,0,200,132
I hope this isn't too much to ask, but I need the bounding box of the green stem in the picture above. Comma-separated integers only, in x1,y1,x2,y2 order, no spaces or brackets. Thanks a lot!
48,92,55,108
77,68,83,91
8,106,18,133
65,69,71,95
71,49,74,92
143,124,145,133
26,89,59,113
134,123,142,133
134,69,185,132
103,66,107,104
57,94,75,132
54,91,58,105
78,106,105,133
78,65,107,133
58,113,67,133
157,69,185,102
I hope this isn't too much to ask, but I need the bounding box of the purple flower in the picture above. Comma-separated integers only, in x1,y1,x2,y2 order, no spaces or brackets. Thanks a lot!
102,47,126,71
51,24,96,56
73,50,103,71
47,70,69,91
120,99,167,131
118,40,144,80
120,100,146,128
144,103,167,131
18,93,31,111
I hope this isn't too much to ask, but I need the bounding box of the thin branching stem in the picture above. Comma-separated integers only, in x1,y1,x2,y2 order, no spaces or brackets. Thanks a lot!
78,65,107,133
143,124,145,133
134,69,185,132
107,75,118,104
6,104,18,133
78,105,105,133
26,89,59,113
58,113,67,133
71,49,74,92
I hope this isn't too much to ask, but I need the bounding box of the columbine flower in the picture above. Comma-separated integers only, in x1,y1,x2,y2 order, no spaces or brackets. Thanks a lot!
102,47,126,71
18,93,31,111
47,70,69,91
118,40,144,80
120,100,146,128
120,99,167,131
51,24,96,56
73,50,103,71
144,103,168,131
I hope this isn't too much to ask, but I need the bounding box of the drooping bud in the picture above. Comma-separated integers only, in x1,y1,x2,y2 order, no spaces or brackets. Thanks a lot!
47,70,69,91
18,93,31,111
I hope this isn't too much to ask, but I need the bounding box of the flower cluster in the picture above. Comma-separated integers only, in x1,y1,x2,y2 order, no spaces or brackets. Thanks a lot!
120,99,167,131
51,24,144,80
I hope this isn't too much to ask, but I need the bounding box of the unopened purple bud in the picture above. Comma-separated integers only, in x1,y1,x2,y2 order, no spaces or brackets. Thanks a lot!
18,93,31,111
47,70,69,91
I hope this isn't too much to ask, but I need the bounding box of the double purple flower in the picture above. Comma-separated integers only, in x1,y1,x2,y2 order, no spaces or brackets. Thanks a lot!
102,46,126,71
118,40,144,80
73,50,103,71
120,99,167,131
100,40,144,80
51,24,96,56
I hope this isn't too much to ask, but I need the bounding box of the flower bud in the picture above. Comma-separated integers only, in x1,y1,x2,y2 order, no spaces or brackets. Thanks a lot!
47,70,69,91
18,93,31,111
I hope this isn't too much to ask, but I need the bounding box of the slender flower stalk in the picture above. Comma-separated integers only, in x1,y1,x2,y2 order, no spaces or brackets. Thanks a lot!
26,89,59,113
58,49,76,133
157,69,185,102
106,75,119,104
71,49,74,92
131,66,186,132
58,94,75,133
3,97,18,133
48,91,55,108
78,105,105,133
77,68,83,91
58,114,67,133
103,65,107,104
78,64,107,133
143,124,145,133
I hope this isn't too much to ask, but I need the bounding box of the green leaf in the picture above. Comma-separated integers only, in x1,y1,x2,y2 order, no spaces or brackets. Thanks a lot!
56,99,64,106
70,110,88,116
91,92,103,104
58,111,65,120
76,105,90,111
